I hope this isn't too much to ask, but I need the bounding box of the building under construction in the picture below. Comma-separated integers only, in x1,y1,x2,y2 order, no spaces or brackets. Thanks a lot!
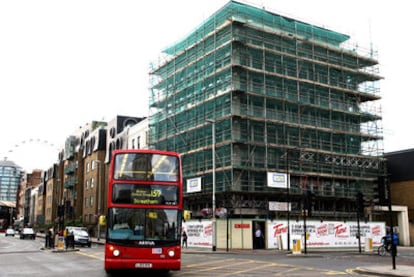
149,1,384,221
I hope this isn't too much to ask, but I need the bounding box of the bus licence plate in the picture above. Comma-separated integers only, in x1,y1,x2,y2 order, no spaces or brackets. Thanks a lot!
135,263,152,268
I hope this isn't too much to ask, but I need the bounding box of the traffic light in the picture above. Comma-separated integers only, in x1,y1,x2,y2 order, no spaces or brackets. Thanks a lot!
303,190,314,217
99,215,106,226
57,205,64,217
375,176,388,205
183,210,192,221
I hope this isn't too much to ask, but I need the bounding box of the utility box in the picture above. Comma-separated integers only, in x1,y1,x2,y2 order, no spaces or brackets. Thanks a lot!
365,238,373,252
292,239,301,254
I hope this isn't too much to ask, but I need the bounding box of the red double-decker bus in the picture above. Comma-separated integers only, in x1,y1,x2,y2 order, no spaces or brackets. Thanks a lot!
104,149,183,274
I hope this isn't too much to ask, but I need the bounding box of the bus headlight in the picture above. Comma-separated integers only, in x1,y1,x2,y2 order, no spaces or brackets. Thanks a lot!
113,249,120,257
168,250,175,257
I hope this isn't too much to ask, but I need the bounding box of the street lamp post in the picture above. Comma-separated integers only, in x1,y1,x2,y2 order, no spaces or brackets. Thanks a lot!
93,160,102,241
56,178,62,234
286,149,291,251
9,207,13,227
386,175,397,270
207,119,216,251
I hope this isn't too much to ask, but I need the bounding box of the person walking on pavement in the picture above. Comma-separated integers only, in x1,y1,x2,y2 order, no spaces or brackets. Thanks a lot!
65,229,75,249
45,228,54,248
182,231,188,248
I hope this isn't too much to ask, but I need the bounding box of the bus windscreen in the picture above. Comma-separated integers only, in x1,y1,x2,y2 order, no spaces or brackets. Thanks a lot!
114,153,179,182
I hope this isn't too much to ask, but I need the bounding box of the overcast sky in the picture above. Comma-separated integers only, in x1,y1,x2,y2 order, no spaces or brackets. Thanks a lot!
0,0,412,172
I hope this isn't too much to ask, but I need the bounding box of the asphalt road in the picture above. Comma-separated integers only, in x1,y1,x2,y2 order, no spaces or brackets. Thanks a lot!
1,233,414,276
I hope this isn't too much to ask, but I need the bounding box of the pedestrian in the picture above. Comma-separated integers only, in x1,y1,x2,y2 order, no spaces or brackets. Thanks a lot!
254,224,264,249
45,228,54,248
383,232,398,255
48,228,54,248
45,229,51,248
182,231,188,248
65,230,75,249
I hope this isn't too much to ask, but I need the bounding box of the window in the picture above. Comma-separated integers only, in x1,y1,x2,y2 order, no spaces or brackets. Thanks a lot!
91,177,94,188
86,162,90,172
92,160,101,170
86,180,89,190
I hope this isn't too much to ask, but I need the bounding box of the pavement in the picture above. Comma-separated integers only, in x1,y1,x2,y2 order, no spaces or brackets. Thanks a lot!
354,265,414,277
38,233,414,277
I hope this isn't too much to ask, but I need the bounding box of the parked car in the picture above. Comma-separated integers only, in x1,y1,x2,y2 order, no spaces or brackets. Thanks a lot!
5,228,15,237
20,228,36,240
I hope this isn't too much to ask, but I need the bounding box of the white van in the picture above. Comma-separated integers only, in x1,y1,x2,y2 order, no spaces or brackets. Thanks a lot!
66,226,91,247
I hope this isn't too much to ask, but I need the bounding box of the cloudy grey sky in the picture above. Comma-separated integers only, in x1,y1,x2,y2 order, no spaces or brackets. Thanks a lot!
0,0,411,171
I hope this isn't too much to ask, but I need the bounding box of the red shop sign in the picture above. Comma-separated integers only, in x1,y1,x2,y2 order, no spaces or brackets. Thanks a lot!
235,223,250,229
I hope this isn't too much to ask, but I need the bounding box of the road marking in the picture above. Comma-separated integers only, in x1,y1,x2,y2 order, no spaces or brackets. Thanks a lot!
193,260,255,272
221,261,279,276
346,268,371,276
326,271,347,275
183,258,237,268
76,250,104,261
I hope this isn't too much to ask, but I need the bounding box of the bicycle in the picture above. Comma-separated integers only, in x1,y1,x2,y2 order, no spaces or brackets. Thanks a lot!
377,243,390,256
378,235,398,256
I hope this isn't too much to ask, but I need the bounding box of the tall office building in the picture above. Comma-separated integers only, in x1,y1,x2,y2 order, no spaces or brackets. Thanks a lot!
0,158,23,202
149,1,383,220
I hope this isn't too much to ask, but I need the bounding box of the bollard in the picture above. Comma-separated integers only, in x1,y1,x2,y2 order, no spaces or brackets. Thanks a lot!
277,235,283,250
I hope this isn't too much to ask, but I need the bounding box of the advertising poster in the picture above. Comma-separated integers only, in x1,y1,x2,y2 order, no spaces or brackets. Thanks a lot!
182,221,213,248
267,220,385,250
267,172,289,188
